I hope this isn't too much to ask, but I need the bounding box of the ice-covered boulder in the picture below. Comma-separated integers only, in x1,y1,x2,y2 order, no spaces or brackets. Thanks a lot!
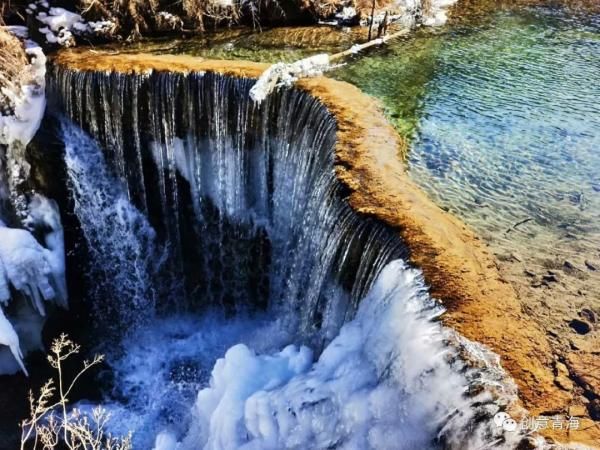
0,196,67,374
0,31,46,147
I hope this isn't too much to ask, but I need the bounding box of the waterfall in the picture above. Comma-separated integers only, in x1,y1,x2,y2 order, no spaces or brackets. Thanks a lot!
43,65,520,449
61,121,168,333
50,68,406,343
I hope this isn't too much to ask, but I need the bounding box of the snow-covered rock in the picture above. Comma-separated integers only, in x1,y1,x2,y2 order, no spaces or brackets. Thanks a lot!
156,12,184,31
0,196,67,375
249,54,330,103
335,6,358,24
0,36,46,147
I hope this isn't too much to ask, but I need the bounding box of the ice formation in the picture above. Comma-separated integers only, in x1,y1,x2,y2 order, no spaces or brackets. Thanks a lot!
91,260,520,449
249,54,330,103
174,260,518,450
0,35,46,147
0,196,67,374
0,27,67,374
0,304,28,375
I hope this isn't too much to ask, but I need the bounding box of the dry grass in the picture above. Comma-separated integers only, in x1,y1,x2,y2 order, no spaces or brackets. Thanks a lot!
0,27,29,115
77,0,253,37
20,334,132,450
0,0,390,42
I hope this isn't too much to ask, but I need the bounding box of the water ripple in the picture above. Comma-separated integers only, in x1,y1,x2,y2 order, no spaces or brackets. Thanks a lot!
408,9,600,255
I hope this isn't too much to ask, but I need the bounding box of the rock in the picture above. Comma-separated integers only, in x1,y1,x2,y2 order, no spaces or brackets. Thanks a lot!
555,361,569,377
555,375,574,391
563,260,579,271
568,405,587,417
543,273,559,283
579,308,596,324
554,361,576,392
569,319,591,335
516,436,538,450
524,269,536,277
584,260,598,271
566,353,600,411
547,329,559,338
511,252,523,262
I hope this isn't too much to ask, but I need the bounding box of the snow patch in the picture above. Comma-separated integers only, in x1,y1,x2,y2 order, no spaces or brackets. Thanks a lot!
157,12,184,31
30,1,117,46
0,38,46,147
249,54,330,103
422,0,457,27
5,26,29,39
335,7,357,23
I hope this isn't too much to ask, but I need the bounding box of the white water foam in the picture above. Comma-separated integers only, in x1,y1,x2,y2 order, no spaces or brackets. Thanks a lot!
92,260,518,450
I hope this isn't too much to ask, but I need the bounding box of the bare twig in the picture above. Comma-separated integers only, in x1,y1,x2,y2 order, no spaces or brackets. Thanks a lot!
20,334,131,450
505,217,533,234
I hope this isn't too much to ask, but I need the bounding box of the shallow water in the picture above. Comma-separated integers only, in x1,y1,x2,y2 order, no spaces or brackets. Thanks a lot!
400,10,600,260
330,10,600,264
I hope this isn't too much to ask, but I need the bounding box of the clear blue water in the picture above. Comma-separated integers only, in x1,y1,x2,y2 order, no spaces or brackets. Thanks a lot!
404,10,600,257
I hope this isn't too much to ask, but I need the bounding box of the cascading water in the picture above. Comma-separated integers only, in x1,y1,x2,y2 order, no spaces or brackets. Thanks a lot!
62,122,168,332
51,68,407,343
41,65,521,449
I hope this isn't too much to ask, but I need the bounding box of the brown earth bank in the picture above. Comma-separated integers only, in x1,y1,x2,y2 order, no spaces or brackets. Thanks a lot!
52,50,599,447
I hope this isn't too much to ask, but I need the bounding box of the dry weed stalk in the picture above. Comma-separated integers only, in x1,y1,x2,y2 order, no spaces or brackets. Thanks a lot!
20,334,132,450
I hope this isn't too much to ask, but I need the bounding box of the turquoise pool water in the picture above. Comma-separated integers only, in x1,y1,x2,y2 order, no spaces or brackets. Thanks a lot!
398,10,600,258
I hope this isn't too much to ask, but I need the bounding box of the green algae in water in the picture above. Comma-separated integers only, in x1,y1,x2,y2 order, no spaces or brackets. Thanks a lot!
120,26,359,62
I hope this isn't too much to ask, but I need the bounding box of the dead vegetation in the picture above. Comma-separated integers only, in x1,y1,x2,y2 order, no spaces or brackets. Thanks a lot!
20,334,132,450
2,0,354,42
77,0,297,38
0,26,29,115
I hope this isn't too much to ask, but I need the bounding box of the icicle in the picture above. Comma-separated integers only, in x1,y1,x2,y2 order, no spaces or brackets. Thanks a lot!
0,306,28,376
25,195,68,308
